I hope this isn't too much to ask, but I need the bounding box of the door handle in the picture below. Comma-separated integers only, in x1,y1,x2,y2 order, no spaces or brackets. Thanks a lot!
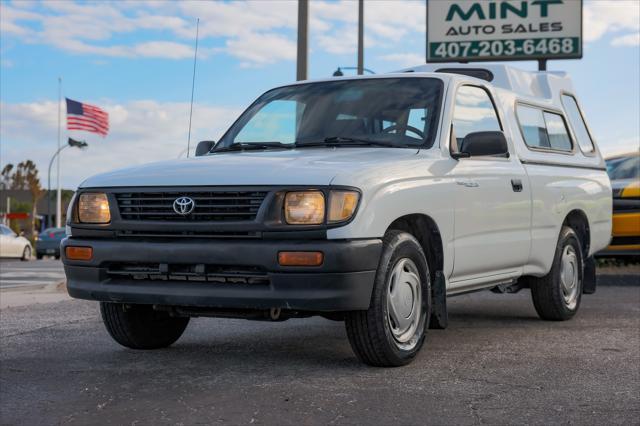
511,179,523,192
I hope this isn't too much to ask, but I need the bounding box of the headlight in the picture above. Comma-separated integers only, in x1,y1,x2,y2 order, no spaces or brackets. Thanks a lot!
284,191,325,225
78,193,111,224
328,190,360,223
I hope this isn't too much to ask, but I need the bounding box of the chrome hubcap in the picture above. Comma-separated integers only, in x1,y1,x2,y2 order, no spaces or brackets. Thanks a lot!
387,258,422,350
560,245,579,310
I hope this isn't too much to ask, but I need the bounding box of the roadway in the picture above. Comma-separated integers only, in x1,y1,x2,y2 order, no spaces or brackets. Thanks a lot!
0,264,638,425
0,259,65,289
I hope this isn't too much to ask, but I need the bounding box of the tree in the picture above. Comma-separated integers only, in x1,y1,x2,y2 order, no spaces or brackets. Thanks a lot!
1,164,14,189
2,161,45,236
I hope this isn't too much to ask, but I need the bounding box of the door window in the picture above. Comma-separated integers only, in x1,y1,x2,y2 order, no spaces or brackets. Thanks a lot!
452,85,501,141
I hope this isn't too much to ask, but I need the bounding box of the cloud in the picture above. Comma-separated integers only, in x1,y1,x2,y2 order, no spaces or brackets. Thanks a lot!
378,53,425,68
2,0,639,68
226,32,296,66
0,100,242,189
611,32,640,47
583,0,640,45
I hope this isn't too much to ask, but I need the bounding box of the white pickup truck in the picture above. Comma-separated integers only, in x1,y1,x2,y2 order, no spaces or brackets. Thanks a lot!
62,64,612,367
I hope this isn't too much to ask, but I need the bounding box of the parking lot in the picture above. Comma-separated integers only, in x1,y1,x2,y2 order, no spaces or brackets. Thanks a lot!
0,261,638,425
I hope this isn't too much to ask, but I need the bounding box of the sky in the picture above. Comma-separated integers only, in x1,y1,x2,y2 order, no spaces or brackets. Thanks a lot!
1,0,639,189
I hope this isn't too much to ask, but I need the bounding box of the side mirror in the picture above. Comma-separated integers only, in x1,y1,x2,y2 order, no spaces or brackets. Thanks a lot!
453,131,509,159
195,140,215,157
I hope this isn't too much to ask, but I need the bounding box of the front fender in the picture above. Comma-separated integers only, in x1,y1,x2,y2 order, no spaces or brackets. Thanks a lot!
328,166,456,277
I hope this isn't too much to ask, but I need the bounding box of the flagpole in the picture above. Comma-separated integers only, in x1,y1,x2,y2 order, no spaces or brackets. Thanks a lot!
56,77,62,228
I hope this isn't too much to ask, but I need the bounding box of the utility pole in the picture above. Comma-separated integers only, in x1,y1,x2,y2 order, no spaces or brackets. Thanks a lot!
357,0,364,75
56,77,62,228
296,0,308,81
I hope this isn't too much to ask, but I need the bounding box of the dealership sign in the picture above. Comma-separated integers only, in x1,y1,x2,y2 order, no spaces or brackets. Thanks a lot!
427,0,582,62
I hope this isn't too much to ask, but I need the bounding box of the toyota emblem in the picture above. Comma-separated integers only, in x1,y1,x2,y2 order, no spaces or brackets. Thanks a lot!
173,196,195,216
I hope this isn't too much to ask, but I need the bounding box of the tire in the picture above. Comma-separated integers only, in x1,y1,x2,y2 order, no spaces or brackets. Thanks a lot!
100,302,190,349
345,230,431,367
21,246,31,261
530,226,583,321
36,253,44,260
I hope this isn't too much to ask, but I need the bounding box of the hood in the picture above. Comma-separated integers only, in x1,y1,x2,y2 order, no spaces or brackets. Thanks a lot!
79,147,421,188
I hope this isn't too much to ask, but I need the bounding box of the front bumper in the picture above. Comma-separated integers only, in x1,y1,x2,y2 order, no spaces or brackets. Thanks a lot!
62,237,382,312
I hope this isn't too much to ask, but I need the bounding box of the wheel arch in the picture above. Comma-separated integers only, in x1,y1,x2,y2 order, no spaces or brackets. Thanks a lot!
386,213,444,276
563,209,591,259
385,213,448,329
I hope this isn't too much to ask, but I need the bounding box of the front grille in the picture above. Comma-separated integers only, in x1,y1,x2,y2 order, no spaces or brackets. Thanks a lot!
107,262,269,285
116,230,261,239
115,190,268,222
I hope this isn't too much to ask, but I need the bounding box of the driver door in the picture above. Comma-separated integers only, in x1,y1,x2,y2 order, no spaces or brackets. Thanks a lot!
449,85,531,287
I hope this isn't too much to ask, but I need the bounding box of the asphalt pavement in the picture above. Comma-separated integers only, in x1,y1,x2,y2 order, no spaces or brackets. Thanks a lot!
0,266,638,425
0,259,65,289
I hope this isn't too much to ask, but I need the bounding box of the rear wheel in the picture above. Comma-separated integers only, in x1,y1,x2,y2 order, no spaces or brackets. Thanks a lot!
530,226,583,321
345,231,431,367
21,246,31,261
100,303,190,349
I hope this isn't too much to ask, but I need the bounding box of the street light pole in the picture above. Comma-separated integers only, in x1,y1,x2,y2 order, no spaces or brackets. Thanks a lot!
296,0,308,81
48,144,68,228
47,139,88,228
357,0,364,75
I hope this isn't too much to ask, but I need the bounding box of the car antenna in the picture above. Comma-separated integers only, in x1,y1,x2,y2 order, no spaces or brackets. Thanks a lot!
186,18,200,158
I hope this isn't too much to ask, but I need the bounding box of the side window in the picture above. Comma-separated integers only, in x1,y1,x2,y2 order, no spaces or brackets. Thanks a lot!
452,85,501,140
517,105,550,148
234,100,302,145
517,105,573,152
561,94,595,153
543,112,572,151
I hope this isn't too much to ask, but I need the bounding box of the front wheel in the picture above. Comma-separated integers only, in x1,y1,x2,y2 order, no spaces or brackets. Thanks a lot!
529,226,584,321
345,231,431,367
100,303,190,349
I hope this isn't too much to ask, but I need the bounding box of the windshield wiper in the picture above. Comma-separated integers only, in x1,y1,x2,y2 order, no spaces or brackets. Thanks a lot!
295,136,405,148
211,142,293,153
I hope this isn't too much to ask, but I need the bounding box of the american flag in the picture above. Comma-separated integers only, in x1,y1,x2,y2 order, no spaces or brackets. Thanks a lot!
66,98,109,136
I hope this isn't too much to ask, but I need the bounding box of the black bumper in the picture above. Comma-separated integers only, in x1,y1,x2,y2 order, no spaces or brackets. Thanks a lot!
62,237,382,312
36,241,61,255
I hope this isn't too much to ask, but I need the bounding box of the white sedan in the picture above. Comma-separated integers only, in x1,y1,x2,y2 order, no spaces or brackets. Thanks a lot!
0,224,32,261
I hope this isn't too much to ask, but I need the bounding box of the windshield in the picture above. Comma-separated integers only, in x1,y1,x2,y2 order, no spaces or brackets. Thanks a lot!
216,78,443,150
606,155,640,180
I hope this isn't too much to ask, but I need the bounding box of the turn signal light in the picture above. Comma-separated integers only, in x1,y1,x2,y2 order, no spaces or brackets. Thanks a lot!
278,251,324,266
65,246,93,261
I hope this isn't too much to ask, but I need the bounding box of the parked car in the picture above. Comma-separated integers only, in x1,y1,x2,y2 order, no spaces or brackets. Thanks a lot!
599,153,640,257
35,227,66,259
0,224,32,261
61,64,612,367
